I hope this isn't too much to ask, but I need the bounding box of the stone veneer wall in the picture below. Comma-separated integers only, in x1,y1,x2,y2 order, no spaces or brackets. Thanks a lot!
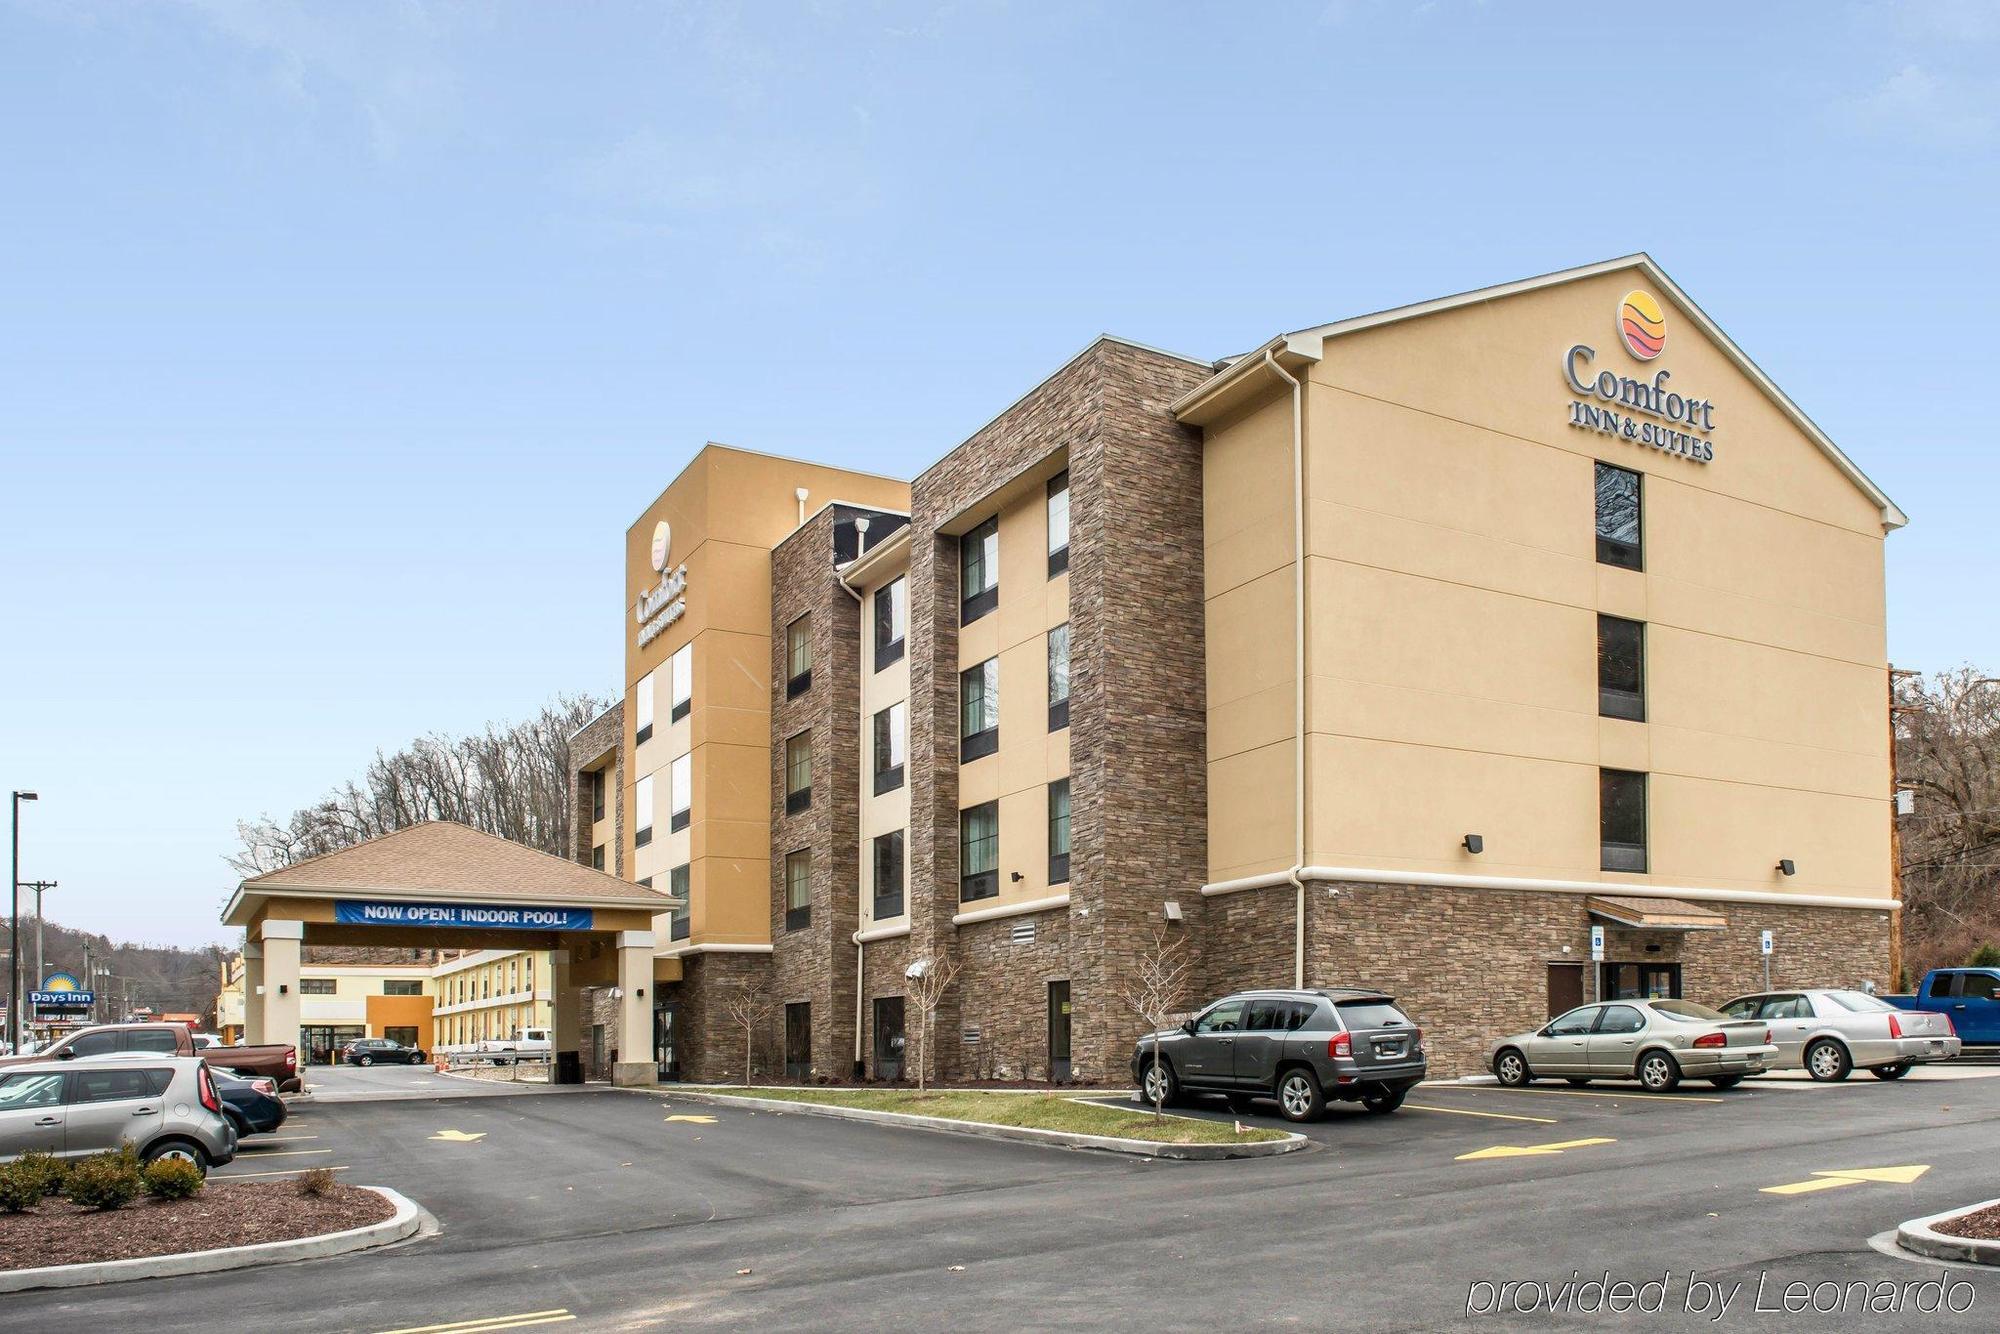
1201,880,1895,1077
569,701,625,878
660,951,778,1083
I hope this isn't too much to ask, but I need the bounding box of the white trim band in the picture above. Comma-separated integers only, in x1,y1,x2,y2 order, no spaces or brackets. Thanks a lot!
1199,866,1897,912
854,922,911,944
953,892,1071,926
656,942,776,959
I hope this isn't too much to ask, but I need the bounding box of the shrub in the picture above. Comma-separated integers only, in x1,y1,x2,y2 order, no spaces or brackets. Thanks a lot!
11,1151,68,1199
1967,944,2000,969
0,1162,44,1213
141,1156,206,1201
295,1166,338,1198
64,1146,142,1211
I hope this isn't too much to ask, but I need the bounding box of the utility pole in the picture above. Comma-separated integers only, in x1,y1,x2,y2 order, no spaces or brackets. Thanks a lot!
10,791,39,1052
21,881,55,1001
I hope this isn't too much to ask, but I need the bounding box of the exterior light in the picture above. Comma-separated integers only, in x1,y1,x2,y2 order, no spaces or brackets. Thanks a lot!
1776,859,1796,876
1163,900,1183,922
1462,834,1484,854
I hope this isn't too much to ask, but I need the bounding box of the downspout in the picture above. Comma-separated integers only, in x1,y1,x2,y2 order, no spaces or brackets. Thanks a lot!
1262,348,1309,989
837,520,868,1077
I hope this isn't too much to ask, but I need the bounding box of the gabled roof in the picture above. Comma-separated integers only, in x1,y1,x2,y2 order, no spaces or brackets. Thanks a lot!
1170,253,1905,531
223,821,673,926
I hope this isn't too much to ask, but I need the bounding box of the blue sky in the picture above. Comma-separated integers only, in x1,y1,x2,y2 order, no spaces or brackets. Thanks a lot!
3,1,1996,949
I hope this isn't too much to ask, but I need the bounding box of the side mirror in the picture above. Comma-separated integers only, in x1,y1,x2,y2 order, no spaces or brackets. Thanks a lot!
56,1048,76,1060
1181,1019,1197,1035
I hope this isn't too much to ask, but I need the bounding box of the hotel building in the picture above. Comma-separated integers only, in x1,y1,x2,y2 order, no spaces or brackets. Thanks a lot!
576,255,1903,1080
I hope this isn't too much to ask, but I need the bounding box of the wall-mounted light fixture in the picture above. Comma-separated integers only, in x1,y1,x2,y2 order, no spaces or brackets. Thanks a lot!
1010,871,1024,883
1462,834,1484,855
1776,859,1796,877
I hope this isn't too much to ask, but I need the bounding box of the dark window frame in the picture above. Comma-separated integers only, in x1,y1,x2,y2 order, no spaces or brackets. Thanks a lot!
1048,622,1070,732
1046,470,1070,577
589,768,606,822
961,658,999,762
784,848,812,931
874,576,907,671
668,864,690,940
872,704,905,795
591,844,606,870
1594,461,1643,571
785,730,813,815
383,979,424,997
872,829,905,920
669,644,692,722
299,978,337,996
1597,614,1646,722
1048,778,1071,885
960,801,999,902
961,516,1000,624
1600,767,1649,872
785,615,813,698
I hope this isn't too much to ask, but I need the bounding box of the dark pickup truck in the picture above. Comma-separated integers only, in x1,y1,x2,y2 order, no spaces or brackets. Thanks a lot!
0,1022,300,1092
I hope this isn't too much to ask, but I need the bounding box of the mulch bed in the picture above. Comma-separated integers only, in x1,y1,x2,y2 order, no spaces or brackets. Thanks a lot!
0,1183,394,1272
1934,1203,2000,1241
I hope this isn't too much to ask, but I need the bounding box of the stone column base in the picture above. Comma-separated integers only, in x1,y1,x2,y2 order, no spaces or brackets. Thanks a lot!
611,1061,658,1088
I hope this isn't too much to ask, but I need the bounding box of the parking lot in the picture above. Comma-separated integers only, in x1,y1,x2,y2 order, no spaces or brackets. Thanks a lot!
12,1067,2000,1331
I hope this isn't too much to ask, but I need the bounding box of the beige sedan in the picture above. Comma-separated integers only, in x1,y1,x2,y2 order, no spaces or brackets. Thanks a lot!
1489,999,1779,1092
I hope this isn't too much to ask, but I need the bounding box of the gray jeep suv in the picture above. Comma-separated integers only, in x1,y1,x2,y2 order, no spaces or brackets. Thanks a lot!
1130,988,1426,1122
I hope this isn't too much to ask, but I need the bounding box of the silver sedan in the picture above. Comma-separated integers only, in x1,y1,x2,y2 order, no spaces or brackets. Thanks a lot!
1489,999,1779,1092
1716,989,1960,1081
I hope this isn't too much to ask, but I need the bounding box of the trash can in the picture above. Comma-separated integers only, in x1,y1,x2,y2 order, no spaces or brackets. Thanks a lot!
555,1050,583,1085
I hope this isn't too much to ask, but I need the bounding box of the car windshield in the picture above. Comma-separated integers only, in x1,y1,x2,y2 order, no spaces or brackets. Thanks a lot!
1822,990,1896,1013
1333,1000,1408,1029
1650,1000,1728,1022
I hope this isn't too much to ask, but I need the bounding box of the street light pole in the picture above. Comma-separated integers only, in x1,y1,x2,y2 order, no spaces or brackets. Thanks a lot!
9,791,39,1052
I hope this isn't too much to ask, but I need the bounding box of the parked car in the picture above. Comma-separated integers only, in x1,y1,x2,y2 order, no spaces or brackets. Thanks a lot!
0,1055,237,1172
0,1021,299,1092
341,1037,427,1067
1717,988,1959,1081
1886,969,2000,1046
475,1027,552,1066
210,1067,288,1136
1131,988,1426,1123
1490,999,1779,1092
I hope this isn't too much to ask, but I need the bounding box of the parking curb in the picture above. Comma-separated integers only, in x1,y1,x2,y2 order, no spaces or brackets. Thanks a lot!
1897,1197,2000,1266
0,1186,422,1293
632,1087,1307,1160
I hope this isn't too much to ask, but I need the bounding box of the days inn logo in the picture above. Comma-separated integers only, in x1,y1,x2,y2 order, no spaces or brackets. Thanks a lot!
1618,290,1666,361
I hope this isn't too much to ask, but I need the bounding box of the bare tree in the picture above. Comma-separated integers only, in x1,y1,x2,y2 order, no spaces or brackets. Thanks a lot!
1895,667,2000,980
720,984,776,1087
905,956,960,1095
1117,929,1195,1120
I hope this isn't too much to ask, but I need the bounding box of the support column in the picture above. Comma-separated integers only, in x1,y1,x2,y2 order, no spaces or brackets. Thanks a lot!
256,920,303,1078
612,931,657,1087
550,948,581,1084
242,943,265,1045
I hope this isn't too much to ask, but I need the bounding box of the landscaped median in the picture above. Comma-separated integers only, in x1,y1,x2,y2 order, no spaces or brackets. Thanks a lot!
642,1086,1305,1160
1898,1196,2000,1266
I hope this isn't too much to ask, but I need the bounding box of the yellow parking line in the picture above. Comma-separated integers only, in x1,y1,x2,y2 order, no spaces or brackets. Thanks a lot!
212,1165,349,1180
374,1311,575,1334
1405,1103,1559,1124
1450,1085,1724,1105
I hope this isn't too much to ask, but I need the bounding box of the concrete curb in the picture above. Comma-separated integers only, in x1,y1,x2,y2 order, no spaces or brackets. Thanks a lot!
1898,1197,2000,1266
635,1087,1307,1160
0,1186,422,1294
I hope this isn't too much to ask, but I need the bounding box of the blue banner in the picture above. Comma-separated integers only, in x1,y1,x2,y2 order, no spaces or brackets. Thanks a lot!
31,991,93,1008
333,900,594,931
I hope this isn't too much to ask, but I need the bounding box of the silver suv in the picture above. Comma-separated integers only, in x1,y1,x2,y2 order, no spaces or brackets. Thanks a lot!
1131,988,1427,1122
0,1055,238,1173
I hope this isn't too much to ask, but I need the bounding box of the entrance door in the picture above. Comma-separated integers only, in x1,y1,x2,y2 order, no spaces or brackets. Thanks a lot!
1047,982,1072,1083
1547,963,1584,1018
655,1001,680,1081
1600,962,1681,1001
590,1023,606,1080
873,997,905,1081
785,1003,812,1081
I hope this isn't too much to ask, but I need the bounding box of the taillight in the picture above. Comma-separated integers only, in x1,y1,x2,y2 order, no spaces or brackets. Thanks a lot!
1887,1013,1903,1039
198,1065,221,1114
1693,1032,1727,1049
285,1048,297,1070
253,1078,275,1096
1944,1012,1957,1037
1327,1032,1352,1060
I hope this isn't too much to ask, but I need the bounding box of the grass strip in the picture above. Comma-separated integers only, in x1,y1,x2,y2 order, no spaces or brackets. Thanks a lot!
707,1088,1288,1145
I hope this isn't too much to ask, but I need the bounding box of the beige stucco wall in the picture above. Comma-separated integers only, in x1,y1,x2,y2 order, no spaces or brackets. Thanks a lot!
624,445,910,949
1202,269,1892,904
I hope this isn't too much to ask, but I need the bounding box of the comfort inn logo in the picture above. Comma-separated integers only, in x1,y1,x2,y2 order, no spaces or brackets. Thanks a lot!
1618,289,1666,361
1560,288,1715,464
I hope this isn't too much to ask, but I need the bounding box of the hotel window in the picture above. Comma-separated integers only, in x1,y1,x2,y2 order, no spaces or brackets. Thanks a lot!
1046,470,1070,576
1048,778,1071,884
635,671,656,745
1594,462,1642,571
1598,615,1646,721
669,864,690,940
634,773,655,848
589,768,606,822
961,516,999,624
669,753,691,832
785,731,813,814
785,848,812,930
384,979,423,996
874,576,907,671
873,702,906,795
1600,768,1648,873
786,615,813,697
960,802,999,902
300,979,336,996
872,829,905,919
669,643,692,722
591,844,606,870
960,658,999,762
1047,623,1070,731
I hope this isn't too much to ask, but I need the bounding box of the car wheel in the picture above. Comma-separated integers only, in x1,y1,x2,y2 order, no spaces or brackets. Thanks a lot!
1564,1077,1592,1087
1709,1075,1744,1089
357,1055,374,1067
1140,1058,1179,1108
1361,1086,1407,1114
142,1140,210,1175
1493,1048,1531,1087
1804,1039,1852,1083
1870,1062,1911,1081
1636,1050,1681,1092
411,1052,426,1065
1276,1068,1326,1122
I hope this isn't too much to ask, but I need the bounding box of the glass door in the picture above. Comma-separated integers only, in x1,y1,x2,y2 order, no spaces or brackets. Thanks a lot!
873,997,905,1081
1047,981,1072,1083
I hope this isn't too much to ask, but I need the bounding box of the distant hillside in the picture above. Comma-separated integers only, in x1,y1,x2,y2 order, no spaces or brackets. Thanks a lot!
18,917,228,1021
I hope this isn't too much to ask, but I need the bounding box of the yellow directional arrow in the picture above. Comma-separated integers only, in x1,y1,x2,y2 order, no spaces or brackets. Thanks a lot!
1761,1164,1929,1195
1456,1137,1616,1161
664,1114,718,1125
429,1129,487,1143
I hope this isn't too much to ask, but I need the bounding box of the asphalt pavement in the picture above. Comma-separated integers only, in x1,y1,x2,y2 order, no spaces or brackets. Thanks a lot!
8,1071,2000,1331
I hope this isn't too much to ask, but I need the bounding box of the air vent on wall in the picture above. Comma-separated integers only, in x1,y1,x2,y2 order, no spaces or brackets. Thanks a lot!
1011,919,1036,945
